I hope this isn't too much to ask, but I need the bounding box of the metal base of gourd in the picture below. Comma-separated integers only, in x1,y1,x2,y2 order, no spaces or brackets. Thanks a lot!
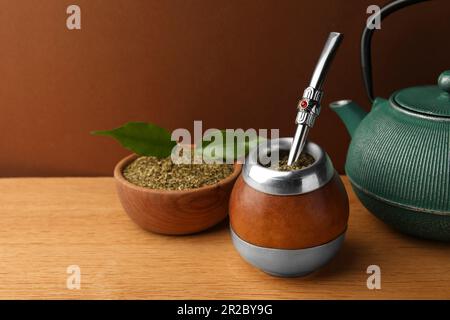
230,227,345,277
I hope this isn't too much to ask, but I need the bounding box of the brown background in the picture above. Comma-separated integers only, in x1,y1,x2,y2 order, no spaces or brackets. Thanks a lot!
0,0,449,177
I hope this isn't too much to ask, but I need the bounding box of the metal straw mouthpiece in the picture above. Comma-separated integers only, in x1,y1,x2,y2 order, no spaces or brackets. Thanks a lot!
287,32,343,165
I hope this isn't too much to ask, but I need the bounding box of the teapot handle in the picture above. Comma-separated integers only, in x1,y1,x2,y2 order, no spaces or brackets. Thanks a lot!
361,0,430,103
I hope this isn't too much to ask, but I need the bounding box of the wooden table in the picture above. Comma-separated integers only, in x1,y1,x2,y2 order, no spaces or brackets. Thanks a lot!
0,176,449,299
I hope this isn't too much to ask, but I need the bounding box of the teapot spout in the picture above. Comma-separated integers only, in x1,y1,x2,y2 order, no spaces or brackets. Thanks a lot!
330,100,367,138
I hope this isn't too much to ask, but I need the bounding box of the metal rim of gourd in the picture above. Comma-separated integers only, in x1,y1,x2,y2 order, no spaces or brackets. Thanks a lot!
242,137,335,196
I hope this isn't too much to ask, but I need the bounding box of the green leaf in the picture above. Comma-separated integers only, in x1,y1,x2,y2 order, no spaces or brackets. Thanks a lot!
91,122,176,158
195,129,265,162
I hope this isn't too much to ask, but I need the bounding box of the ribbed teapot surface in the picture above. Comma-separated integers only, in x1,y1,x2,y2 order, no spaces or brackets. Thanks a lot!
346,98,450,213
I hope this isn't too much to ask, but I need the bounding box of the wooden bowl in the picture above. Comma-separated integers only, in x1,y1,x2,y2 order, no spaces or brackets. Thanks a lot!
114,154,242,235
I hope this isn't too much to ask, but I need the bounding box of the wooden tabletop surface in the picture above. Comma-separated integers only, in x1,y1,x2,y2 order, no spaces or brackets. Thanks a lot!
0,176,449,299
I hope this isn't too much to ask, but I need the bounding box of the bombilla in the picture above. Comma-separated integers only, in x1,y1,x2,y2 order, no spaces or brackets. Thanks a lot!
287,32,343,165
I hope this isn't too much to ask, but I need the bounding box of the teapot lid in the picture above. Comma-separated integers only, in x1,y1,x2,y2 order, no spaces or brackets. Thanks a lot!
392,71,450,117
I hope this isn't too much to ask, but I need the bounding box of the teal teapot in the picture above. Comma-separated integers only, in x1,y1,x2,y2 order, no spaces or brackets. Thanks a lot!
330,0,450,241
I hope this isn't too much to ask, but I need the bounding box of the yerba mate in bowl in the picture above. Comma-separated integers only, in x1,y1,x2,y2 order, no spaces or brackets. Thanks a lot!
92,122,244,235
115,154,241,235
123,155,234,190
